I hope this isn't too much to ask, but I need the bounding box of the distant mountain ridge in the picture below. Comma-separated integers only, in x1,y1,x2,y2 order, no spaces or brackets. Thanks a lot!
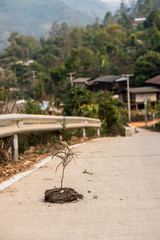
0,0,119,49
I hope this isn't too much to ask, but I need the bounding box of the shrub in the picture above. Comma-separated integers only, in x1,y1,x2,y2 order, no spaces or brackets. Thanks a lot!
97,91,127,134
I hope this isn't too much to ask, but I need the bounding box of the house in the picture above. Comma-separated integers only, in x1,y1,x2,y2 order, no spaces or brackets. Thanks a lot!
133,18,146,28
87,75,127,93
119,86,160,110
145,75,160,87
72,77,92,88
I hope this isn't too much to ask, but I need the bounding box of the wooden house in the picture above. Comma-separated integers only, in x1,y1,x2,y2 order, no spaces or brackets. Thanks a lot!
145,75,160,87
119,86,160,110
87,75,127,93
72,77,92,88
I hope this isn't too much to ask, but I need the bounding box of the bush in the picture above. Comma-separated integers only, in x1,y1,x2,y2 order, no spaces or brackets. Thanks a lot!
63,86,92,116
97,91,127,134
21,98,45,115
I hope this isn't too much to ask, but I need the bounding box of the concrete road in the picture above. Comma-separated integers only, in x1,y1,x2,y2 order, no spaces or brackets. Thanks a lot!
0,128,160,240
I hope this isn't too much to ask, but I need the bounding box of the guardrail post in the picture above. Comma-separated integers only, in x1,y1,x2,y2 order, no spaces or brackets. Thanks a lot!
96,128,100,137
81,128,86,138
12,135,18,161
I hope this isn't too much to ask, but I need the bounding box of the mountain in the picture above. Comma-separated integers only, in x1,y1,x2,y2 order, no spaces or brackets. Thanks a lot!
0,0,120,49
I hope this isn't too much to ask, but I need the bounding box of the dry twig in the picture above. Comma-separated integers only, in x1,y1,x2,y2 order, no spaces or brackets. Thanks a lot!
52,141,79,189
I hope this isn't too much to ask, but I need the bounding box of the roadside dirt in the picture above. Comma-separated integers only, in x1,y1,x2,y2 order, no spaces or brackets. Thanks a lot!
0,136,91,184
129,120,159,128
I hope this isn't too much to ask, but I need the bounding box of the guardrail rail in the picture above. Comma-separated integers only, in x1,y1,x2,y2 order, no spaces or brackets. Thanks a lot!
0,114,101,161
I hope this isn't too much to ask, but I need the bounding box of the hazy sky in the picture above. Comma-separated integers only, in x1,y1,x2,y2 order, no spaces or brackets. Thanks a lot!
101,0,129,2
102,0,121,2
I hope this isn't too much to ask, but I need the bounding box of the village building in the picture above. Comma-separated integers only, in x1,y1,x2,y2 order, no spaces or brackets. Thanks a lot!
145,75,160,87
72,77,92,88
87,75,127,93
119,86,160,110
133,18,146,28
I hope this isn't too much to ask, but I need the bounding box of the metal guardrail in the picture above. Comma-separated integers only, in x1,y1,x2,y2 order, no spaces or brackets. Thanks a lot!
0,114,101,161
0,114,101,137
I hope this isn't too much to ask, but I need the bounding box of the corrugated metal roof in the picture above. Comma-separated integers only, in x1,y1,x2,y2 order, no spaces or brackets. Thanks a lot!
145,75,160,85
89,75,127,84
130,86,160,93
134,18,146,22
73,78,92,83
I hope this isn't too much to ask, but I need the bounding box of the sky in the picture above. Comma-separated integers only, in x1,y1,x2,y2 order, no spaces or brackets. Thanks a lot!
101,0,129,2
101,0,121,2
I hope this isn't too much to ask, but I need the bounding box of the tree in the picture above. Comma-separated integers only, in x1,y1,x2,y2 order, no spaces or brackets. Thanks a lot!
0,69,17,87
130,33,137,46
137,0,153,17
132,51,160,86
69,26,83,48
49,22,60,38
39,53,59,68
148,27,160,51
97,91,127,134
102,12,115,26
33,78,46,101
23,98,44,115
144,10,157,28
94,29,108,52
5,34,40,59
50,65,66,84
63,86,92,116
65,47,94,75
104,24,127,49
116,1,133,29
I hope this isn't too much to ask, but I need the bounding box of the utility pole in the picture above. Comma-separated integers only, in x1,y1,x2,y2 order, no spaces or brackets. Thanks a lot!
67,72,76,87
122,74,134,122
31,71,36,84
144,99,147,128
26,48,29,60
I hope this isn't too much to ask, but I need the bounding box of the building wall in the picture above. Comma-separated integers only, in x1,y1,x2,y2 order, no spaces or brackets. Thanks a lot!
135,93,157,103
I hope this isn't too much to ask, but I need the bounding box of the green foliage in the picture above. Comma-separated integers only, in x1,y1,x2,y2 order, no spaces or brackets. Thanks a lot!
33,78,46,101
136,0,154,17
132,51,160,86
22,98,44,115
64,86,127,135
18,131,59,153
97,91,127,133
50,65,66,84
63,86,92,116
4,35,40,59
130,34,137,46
156,101,160,118
144,10,158,28
80,104,99,118
0,69,17,87
102,12,115,26
0,86,8,102
39,53,59,68
104,24,127,49
65,47,94,74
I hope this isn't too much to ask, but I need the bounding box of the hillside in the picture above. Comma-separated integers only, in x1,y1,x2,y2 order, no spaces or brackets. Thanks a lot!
0,0,119,49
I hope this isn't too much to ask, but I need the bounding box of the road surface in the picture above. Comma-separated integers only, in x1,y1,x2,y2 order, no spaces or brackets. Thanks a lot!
0,128,160,240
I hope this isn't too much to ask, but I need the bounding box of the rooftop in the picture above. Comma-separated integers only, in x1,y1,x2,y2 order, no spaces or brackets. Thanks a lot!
89,75,127,84
145,75,160,85
134,18,146,22
73,78,92,83
130,86,160,93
